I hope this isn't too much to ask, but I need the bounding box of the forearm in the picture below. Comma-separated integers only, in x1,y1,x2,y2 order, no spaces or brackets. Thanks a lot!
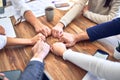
75,31,90,42
63,49,120,80
6,37,32,46
60,0,88,27
24,10,41,28
87,18,120,41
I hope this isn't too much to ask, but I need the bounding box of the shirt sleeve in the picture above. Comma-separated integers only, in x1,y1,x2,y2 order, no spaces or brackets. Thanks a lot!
63,49,120,80
19,61,44,80
0,35,7,49
86,18,120,41
11,0,30,17
60,0,88,27
83,0,120,24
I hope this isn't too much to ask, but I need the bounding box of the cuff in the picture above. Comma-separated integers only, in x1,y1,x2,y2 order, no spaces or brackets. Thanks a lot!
30,58,43,63
83,10,89,17
60,19,67,27
63,49,73,60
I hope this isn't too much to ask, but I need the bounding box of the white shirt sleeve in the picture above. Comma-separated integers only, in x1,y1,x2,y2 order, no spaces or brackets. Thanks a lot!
63,49,120,80
0,35,7,49
11,0,30,16
30,58,43,63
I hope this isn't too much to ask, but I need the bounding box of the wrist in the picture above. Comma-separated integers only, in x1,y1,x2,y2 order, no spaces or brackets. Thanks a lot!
33,52,45,61
60,49,67,57
58,22,65,29
76,32,89,41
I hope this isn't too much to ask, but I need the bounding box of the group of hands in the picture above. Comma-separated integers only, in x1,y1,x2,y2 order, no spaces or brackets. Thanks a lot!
33,5,89,47
0,5,89,80
31,5,89,61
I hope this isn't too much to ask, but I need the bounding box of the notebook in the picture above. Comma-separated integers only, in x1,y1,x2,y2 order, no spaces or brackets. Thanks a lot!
0,17,16,37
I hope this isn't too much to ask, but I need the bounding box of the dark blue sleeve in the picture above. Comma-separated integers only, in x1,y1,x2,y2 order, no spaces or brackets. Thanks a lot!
87,18,120,41
19,61,44,80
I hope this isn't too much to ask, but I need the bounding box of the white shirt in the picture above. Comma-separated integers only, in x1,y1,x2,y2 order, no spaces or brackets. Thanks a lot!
63,49,120,80
10,0,30,16
0,35,7,49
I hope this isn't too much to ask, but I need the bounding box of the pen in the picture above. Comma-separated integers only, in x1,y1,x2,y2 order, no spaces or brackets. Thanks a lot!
0,16,7,19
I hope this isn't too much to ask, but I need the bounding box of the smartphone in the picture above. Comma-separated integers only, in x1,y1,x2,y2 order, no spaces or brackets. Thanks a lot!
55,3,69,8
94,49,109,59
82,49,109,80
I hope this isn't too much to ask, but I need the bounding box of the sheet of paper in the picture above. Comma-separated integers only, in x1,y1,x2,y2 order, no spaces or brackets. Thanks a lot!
82,72,105,80
0,6,15,18
98,35,120,48
0,18,16,37
14,0,54,21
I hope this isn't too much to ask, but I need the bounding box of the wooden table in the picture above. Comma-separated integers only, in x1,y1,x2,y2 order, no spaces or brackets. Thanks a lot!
0,9,118,80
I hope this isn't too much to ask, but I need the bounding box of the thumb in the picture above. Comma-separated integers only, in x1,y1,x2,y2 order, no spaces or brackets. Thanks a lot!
65,43,71,47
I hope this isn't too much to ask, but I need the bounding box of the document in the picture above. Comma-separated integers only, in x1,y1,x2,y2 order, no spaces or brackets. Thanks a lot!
0,18,16,37
82,72,105,80
0,6,15,18
14,0,54,21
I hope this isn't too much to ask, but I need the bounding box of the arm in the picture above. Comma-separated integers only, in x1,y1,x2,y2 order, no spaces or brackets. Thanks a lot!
51,42,120,80
60,0,88,27
19,61,44,80
11,0,51,37
6,33,45,46
19,40,50,80
87,18,120,41
60,18,120,47
52,0,88,38
59,32,89,47
63,49,120,80
83,0,120,24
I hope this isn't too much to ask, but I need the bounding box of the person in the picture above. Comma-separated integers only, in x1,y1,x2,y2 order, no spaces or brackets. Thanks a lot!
58,18,120,47
0,25,45,50
11,0,51,37
52,0,120,38
51,42,120,80
0,40,50,80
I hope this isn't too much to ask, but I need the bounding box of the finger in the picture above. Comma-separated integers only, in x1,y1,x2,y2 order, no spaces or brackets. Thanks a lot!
50,46,54,52
32,40,43,50
65,43,71,47
59,36,66,42
58,31,63,38
0,73,5,76
4,77,9,80
46,28,51,36
41,29,47,37
53,31,57,38
40,34,46,41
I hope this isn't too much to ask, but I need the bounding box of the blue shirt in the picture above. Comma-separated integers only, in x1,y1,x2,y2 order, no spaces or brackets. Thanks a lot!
87,18,120,41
